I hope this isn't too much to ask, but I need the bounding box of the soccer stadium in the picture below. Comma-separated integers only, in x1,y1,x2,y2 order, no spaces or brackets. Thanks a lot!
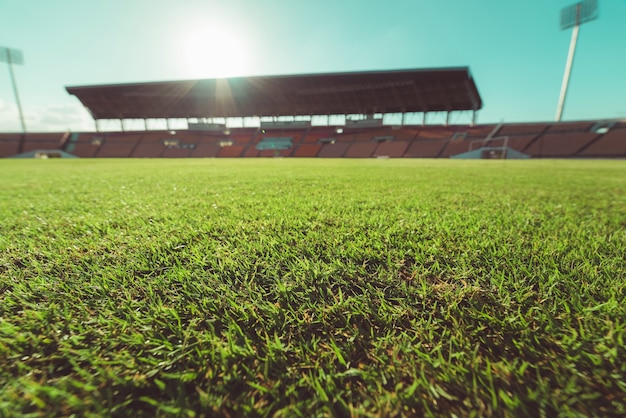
1,0,625,416
1,66,625,160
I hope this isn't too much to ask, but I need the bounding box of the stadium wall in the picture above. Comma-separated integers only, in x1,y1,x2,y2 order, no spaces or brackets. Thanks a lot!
1,121,625,159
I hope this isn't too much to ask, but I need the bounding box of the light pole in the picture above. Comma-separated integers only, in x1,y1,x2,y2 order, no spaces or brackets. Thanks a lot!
555,0,598,122
0,46,26,132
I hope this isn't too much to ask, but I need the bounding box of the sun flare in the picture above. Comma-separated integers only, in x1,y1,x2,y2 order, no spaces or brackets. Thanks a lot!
183,25,248,78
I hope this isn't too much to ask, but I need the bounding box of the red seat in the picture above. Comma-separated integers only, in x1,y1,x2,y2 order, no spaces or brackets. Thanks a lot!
344,142,377,158
579,129,626,157
317,142,350,157
373,141,409,158
404,140,447,157
526,132,598,157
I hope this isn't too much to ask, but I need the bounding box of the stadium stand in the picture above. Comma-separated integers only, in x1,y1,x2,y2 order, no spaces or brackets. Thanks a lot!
498,123,549,136
20,133,66,153
131,143,163,158
505,135,538,153
258,149,291,157
318,142,351,158
465,125,497,139
0,139,19,157
439,137,472,158
2,121,625,159
217,145,245,158
131,132,164,158
95,133,141,157
66,133,102,157
391,125,423,141
0,134,21,157
404,140,448,158
417,126,458,140
387,126,419,141
353,128,392,142
344,142,377,158
242,145,260,158
578,127,626,157
545,121,593,133
255,137,294,151
190,143,221,158
525,132,598,157
2,69,625,159
230,129,257,145
373,141,410,158
67,68,483,120
292,143,323,157
162,146,194,158
335,132,358,143
302,127,337,144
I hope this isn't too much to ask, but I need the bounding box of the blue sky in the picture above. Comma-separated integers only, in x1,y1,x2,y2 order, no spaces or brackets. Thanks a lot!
0,0,625,132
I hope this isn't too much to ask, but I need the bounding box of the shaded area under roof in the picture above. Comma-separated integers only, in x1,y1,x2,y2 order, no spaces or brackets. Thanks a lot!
66,68,482,120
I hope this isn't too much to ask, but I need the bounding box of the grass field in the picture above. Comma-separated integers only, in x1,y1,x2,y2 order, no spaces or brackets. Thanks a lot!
1,158,625,417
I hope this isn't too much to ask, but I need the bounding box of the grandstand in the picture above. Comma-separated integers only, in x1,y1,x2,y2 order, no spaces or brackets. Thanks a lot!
0,68,625,159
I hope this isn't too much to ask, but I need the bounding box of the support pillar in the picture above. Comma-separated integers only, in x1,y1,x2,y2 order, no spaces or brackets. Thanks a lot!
556,23,580,122
7,60,26,133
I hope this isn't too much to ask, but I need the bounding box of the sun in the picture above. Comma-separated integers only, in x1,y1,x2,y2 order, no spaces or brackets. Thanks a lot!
182,25,248,78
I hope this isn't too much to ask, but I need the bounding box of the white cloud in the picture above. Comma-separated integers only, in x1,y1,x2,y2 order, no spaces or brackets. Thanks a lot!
0,99,94,132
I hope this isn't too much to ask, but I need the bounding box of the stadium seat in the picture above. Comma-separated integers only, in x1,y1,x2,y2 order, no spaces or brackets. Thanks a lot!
0,134,21,157
404,140,448,158
344,142,377,158
71,143,100,157
255,137,293,151
4,120,623,159
131,143,163,158
416,126,456,139
354,128,392,142
578,128,626,157
373,141,410,158
317,142,350,157
242,145,260,157
222,128,256,147
526,132,598,157
96,133,142,157
302,127,336,143
217,145,245,157
498,123,549,135
190,143,220,158
292,143,323,157
545,122,593,133
258,149,290,157
162,146,193,158
137,132,167,143
465,125,497,138
335,132,357,143
387,127,419,141
440,138,472,157
20,133,66,153
505,135,538,152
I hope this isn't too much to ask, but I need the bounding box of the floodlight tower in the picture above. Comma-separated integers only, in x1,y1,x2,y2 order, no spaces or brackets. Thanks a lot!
555,0,598,122
0,46,26,132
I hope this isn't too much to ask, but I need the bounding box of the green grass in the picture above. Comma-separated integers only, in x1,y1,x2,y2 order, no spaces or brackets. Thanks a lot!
1,158,625,417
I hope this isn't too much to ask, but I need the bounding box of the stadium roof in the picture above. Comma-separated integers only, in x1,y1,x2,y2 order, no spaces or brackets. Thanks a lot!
66,67,482,120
